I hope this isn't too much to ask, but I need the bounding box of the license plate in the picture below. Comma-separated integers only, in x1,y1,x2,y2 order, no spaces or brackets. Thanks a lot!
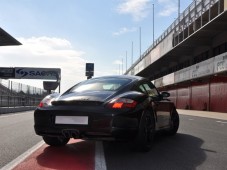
55,116,88,125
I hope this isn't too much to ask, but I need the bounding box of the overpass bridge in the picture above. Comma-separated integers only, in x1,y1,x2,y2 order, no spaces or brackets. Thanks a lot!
126,0,227,113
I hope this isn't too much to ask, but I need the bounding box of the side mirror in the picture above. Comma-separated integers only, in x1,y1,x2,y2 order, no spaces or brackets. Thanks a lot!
160,91,170,101
161,91,170,98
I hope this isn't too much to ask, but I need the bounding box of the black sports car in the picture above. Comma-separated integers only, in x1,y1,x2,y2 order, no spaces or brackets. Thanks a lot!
34,75,179,151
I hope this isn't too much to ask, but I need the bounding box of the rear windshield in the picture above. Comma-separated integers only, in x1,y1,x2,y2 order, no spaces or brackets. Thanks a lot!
70,78,132,93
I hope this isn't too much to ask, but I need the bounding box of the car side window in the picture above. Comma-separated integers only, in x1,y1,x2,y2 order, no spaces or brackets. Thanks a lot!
139,85,146,93
142,83,159,97
134,81,159,98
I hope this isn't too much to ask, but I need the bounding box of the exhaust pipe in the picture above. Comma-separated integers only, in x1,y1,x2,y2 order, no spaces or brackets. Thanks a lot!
62,129,80,138
71,132,79,138
62,130,70,138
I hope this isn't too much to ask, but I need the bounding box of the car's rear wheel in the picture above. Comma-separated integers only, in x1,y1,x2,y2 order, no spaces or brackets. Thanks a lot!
134,111,155,152
166,110,179,135
42,136,70,146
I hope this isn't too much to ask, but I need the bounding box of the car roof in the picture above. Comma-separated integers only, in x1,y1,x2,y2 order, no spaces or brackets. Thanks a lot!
90,75,146,82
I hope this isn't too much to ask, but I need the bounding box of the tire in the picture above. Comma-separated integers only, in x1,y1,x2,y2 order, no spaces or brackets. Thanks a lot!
166,110,179,135
42,136,70,146
134,111,156,152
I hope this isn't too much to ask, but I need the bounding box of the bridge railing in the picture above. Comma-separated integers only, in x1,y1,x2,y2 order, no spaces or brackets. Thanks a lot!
126,0,224,75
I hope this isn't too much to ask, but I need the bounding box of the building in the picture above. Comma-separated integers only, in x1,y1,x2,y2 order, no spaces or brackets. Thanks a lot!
126,0,227,113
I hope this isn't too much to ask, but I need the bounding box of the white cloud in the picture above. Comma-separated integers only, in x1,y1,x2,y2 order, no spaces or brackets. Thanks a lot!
113,27,137,36
158,0,177,16
0,36,87,92
113,59,123,65
117,0,151,21
113,60,124,75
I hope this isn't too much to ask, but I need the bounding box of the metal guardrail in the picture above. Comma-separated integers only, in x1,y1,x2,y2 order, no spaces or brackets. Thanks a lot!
0,79,47,95
0,95,42,107
0,78,48,108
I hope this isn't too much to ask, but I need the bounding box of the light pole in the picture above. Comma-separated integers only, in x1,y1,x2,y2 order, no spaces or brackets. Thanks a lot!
139,27,141,59
122,58,123,74
153,3,154,44
178,0,180,19
131,41,133,65
126,51,128,72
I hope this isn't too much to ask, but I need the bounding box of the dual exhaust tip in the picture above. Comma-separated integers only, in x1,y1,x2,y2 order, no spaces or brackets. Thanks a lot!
62,129,80,138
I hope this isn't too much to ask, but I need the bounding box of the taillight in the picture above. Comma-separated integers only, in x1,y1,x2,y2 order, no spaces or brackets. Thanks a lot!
38,102,44,108
108,98,137,109
37,93,60,108
38,98,52,108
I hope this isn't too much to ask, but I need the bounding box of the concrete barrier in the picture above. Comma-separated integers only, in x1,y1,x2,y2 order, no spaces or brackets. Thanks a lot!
0,106,36,114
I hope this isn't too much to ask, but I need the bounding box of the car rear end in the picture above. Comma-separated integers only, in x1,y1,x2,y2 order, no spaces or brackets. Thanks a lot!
34,76,149,141
34,98,143,141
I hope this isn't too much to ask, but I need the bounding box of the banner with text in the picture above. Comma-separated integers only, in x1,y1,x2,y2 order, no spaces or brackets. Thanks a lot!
15,67,61,80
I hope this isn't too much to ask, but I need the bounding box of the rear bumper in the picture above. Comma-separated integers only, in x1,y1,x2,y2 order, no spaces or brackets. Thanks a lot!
34,126,137,140
34,110,139,140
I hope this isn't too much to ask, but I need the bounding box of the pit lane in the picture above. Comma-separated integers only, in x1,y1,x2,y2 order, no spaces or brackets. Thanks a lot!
1,110,227,170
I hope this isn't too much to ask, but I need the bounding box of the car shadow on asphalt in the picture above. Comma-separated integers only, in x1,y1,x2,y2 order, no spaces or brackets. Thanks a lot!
103,133,206,170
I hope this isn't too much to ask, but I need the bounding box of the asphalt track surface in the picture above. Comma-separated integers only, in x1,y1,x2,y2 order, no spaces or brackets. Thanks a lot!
0,111,41,169
0,110,227,170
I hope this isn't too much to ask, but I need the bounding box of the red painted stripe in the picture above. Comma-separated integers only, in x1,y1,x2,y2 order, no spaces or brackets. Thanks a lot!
13,139,95,170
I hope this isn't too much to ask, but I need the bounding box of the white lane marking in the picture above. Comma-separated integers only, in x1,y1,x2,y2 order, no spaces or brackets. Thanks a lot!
189,118,194,121
216,121,227,124
1,141,44,170
95,141,107,170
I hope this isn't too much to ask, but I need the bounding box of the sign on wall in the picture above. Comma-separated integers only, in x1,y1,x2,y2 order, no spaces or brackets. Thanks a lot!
190,58,214,79
214,52,227,73
163,73,175,86
175,67,191,83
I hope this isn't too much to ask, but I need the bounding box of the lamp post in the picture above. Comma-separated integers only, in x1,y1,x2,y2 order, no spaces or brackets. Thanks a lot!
139,27,141,60
153,3,154,44
126,51,127,72
131,41,133,65
122,58,123,74
178,0,180,19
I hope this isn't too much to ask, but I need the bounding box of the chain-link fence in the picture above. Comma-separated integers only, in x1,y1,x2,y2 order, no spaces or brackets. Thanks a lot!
0,78,48,108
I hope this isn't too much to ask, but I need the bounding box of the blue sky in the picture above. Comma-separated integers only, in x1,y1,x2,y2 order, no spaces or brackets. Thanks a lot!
0,0,192,92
